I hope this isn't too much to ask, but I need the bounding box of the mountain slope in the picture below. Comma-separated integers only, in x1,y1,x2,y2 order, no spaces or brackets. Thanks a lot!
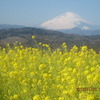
59,28,100,36
0,27,100,53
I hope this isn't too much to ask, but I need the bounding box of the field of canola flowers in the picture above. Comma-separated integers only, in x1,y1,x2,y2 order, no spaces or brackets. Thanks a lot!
0,37,100,100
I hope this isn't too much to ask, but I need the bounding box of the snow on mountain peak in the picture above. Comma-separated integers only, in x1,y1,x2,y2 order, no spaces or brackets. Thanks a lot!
40,12,92,30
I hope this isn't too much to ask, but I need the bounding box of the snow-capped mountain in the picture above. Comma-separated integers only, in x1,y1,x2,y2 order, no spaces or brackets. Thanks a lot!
40,12,94,30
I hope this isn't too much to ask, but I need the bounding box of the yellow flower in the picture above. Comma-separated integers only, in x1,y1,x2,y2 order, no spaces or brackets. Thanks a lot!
66,76,72,80
61,78,66,83
33,95,41,100
38,42,42,45
32,35,35,39
86,94,94,100
84,70,89,75
22,89,27,93
43,73,48,79
62,90,68,95
70,45,78,52
79,92,86,99
13,94,19,99
30,72,35,76
9,71,18,78
62,42,67,48
90,67,96,71
58,97,64,100
73,68,77,73
87,74,92,80
93,75,99,82
45,96,51,100
81,46,88,51
68,68,72,71
39,64,46,70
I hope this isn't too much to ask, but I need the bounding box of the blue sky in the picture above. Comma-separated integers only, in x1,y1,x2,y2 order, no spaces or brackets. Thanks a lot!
0,0,100,27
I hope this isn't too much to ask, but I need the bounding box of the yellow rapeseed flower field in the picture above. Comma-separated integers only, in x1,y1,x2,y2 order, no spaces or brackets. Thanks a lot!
0,37,100,100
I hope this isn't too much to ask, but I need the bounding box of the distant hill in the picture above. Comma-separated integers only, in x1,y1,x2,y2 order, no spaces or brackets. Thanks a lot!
59,28,100,36
0,27,100,53
0,24,25,29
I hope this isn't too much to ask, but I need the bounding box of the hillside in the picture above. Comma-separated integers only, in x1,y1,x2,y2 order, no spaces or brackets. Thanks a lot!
0,24,25,29
0,27,100,52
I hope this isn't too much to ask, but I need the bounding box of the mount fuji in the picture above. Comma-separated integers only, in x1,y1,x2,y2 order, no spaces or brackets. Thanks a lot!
40,12,100,35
